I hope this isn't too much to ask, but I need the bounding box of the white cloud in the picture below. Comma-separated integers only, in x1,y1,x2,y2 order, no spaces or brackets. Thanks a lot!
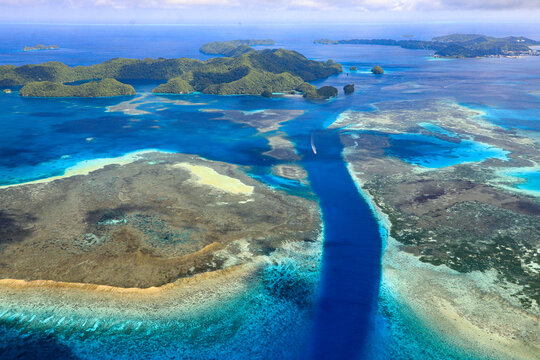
0,0,539,11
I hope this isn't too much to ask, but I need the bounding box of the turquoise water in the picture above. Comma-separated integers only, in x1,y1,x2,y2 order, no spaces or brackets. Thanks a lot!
0,23,539,360
385,132,509,168
505,170,540,193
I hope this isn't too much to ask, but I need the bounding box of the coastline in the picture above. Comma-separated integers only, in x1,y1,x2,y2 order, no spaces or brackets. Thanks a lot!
0,149,171,189
492,165,540,198
345,163,540,360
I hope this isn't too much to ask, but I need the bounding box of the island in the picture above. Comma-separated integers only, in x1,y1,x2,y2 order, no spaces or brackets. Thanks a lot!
19,78,136,97
23,44,59,51
315,34,540,58
371,66,384,74
200,39,275,56
0,49,342,97
343,84,354,94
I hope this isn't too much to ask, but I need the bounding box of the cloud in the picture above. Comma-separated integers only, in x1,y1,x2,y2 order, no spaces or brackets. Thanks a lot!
1,0,540,11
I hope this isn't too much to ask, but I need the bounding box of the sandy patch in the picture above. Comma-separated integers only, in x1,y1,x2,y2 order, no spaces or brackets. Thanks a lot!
173,163,254,195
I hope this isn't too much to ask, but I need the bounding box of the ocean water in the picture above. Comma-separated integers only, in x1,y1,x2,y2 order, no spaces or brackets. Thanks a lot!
0,23,539,360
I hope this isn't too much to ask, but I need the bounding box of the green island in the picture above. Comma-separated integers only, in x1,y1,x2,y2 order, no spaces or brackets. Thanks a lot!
1,48,342,97
199,39,275,56
23,44,59,51
315,34,540,58
343,84,354,94
371,66,384,74
20,78,136,97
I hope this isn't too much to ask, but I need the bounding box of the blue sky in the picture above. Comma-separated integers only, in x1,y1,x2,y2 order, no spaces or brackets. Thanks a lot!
0,0,539,23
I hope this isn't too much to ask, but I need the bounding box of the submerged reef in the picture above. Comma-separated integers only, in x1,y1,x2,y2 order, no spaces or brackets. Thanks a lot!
0,152,320,288
0,48,342,97
20,78,136,97
332,99,540,359
371,66,384,74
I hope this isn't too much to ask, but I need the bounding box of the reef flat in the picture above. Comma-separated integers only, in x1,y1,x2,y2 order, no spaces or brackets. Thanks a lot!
106,94,207,115
0,151,320,288
20,78,136,97
203,108,303,164
331,99,540,359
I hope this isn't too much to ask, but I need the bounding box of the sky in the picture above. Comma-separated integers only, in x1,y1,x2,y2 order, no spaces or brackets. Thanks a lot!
0,0,539,24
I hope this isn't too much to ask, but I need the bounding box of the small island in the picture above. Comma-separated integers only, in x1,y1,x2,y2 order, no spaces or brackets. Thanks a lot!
200,39,275,56
315,34,540,58
343,84,354,94
371,66,384,74
298,83,338,99
19,78,136,97
23,44,59,51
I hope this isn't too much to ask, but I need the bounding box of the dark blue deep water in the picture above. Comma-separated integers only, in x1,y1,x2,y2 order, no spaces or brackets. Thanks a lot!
0,23,539,360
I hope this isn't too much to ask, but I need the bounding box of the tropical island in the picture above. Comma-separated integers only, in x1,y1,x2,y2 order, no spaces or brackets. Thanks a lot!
315,34,540,58
1,48,342,97
371,66,384,74
200,39,275,56
20,78,136,97
23,44,59,51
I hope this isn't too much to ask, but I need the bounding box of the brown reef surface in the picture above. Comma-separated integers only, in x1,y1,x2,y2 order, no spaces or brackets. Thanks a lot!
332,99,540,359
0,151,320,289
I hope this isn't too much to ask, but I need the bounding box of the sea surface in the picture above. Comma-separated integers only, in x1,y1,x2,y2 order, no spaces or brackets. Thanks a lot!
0,23,539,360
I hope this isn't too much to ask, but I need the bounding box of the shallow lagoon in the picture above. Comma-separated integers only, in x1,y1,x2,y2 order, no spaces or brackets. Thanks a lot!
386,132,509,168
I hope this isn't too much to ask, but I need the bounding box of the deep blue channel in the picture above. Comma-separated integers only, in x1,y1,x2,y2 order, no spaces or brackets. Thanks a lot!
285,109,383,360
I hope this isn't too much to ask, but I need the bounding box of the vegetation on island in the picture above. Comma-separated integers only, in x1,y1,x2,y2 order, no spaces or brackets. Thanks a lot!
315,34,540,58
343,84,354,94
23,44,59,51
299,83,338,99
2,48,341,97
316,86,338,98
371,66,384,74
349,66,357,71
200,39,275,56
153,49,341,95
19,78,136,97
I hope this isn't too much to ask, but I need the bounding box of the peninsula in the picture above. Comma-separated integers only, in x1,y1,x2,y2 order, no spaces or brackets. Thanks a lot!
315,34,540,58
23,44,59,51
1,48,342,97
